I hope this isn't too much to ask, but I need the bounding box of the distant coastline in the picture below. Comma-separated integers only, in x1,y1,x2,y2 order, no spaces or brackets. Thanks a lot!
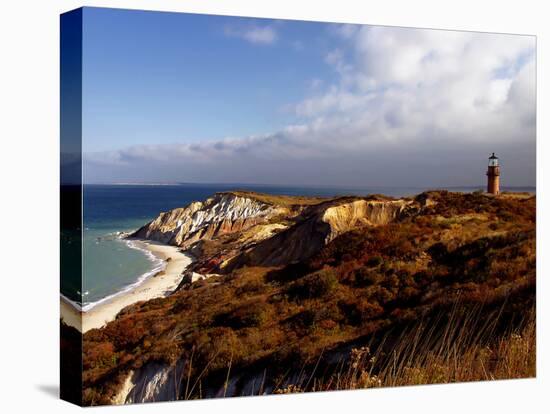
83,182,536,193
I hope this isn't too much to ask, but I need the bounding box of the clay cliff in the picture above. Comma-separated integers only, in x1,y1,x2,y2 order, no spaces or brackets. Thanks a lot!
132,192,290,248
131,191,421,272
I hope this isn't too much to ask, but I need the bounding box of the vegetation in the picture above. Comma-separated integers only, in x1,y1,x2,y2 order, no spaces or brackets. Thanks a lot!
82,191,535,405
276,303,536,392
223,190,334,207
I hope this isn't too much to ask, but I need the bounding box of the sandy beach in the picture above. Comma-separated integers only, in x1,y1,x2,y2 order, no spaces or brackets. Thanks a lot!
61,240,192,333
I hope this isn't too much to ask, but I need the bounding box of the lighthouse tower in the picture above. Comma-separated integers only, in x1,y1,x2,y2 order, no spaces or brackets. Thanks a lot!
487,153,500,195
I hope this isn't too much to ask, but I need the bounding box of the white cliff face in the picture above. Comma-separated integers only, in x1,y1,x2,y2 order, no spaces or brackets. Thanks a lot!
112,361,260,403
114,363,177,404
133,193,285,248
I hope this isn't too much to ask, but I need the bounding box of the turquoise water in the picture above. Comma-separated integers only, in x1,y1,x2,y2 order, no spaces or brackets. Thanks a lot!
82,220,162,310
69,183,535,310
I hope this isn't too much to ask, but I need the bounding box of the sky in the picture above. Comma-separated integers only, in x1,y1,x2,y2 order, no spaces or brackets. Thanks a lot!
81,7,536,187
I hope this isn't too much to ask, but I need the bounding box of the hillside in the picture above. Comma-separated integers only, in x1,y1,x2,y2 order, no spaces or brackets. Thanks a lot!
132,191,418,272
83,190,536,405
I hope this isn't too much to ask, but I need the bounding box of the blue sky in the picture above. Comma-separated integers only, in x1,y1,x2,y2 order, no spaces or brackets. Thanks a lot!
82,8,339,152
81,7,536,186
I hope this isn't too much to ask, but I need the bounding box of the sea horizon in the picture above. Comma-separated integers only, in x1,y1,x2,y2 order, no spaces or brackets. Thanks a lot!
82,181,537,192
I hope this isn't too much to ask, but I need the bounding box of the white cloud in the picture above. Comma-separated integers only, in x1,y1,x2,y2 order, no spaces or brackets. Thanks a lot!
294,27,535,147
224,25,277,45
85,26,536,187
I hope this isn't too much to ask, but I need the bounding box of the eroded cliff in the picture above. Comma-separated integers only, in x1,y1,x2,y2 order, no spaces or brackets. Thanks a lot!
131,191,421,272
132,192,290,248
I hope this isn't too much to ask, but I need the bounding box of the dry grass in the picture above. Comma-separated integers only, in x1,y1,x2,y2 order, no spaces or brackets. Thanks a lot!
223,190,334,206
165,302,536,400
81,192,536,405
499,192,535,200
277,303,536,393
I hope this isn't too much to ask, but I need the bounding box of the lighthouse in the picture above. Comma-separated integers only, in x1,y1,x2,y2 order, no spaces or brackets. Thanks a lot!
487,153,500,195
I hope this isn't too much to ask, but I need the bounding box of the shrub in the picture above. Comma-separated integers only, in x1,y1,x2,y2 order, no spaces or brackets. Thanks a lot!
287,269,338,300
428,242,448,262
215,300,268,329
84,341,115,370
354,267,382,287
236,280,266,296
339,299,384,325
366,255,383,267
366,285,395,304
358,301,385,320
290,309,317,328
265,262,311,284
193,328,243,372
339,300,362,326
382,274,400,290
288,305,342,330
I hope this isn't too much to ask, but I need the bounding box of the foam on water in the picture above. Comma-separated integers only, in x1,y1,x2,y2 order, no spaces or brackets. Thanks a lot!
79,236,167,312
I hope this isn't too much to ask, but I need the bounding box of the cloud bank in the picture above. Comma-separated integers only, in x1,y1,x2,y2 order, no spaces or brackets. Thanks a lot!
85,26,535,187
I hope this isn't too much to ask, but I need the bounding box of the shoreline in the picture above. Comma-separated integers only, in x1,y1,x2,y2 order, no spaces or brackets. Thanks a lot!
60,239,193,333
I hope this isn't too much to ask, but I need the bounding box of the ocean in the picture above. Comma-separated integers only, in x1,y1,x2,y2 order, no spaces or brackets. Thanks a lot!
62,183,535,310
